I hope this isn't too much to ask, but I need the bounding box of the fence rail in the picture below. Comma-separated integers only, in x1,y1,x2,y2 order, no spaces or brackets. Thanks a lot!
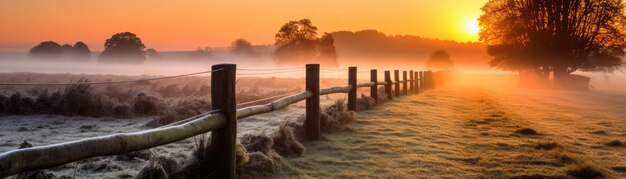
0,64,436,178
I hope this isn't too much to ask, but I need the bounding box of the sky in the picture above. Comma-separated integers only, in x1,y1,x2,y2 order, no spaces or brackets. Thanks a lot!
0,0,488,52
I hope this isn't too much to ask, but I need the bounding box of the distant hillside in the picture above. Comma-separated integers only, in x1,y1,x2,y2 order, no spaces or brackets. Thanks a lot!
331,30,490,69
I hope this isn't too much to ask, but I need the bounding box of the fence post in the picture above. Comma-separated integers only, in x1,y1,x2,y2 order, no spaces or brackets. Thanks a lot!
211,64,237,179
305,64,320,140
415,71,420,93
426,71,431,89
409,70,414,94
419,71,424,91
370,69,378,104
394,70,400,97
424,71,433,89
348,67,357,111
384,70,393,100
403,71,407,95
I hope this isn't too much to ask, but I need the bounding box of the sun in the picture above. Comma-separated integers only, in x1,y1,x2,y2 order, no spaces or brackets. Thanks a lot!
466,20,480,35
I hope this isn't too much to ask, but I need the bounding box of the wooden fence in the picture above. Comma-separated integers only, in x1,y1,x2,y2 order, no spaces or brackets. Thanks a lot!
0,64,435,178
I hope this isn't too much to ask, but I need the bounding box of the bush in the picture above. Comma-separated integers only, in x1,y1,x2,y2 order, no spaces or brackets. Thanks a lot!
157,84,179,98
7,92,32,114
61,83,95,115
34,90,52,113
104,85,137,103
0,94,6,113
112,104,132,118
131,92,163,116
147,97,211,126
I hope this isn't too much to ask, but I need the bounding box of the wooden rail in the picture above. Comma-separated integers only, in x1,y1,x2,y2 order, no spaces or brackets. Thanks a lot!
0,64,435,178
0,113,227,176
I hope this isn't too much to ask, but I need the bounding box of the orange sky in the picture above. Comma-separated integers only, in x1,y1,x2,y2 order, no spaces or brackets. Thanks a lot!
0,0,488,51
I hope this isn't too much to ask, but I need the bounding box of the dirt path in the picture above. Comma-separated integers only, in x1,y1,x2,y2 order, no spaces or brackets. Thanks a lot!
271,86,626,178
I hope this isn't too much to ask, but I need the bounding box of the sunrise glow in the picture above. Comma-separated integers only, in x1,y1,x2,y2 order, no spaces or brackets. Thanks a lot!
0,0,488,51
467,20,480,35
1,1,625,178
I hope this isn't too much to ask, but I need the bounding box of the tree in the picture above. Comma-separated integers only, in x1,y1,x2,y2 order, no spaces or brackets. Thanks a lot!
319,33,339,67
272,19,339,66
29,41,61,58
426,50,455,71
146,48,161,59
60,44,73,55
98,32,146,63
72,41,91,60
230,39,259,57
479,0,626,82
187,47,211,59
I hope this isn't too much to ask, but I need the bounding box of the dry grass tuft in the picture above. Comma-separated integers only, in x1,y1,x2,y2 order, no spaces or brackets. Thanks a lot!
590,130,608,135
605,140,624,147
131,92,163,116
515,128,540,135
79,124,98,130
236,143,250,167
535,141,560,150
240,133,284,175
135,156,170,179
508,174,564,179
320,99,356,132
356,94,376,111
16,126,29,132
611,166,626,173
272,123,306,156
18,140,33,149
566,163,610,179
550,149,615,178
241,134,274,154
245,152,277,171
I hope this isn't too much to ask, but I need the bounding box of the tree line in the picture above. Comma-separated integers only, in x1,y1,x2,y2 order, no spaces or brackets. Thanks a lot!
28,19,339,66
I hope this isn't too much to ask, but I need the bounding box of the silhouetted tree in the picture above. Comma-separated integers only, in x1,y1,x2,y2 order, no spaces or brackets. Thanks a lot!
272,19,339,66
146,48,161,59
319,33,339,66
273,19,320,66
480,0,626,82
98,32,146,63
60,44,73,54
29,41,62,58
230,39,260,57
187,47,211,59
72,41,91,60
426,50,455,71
